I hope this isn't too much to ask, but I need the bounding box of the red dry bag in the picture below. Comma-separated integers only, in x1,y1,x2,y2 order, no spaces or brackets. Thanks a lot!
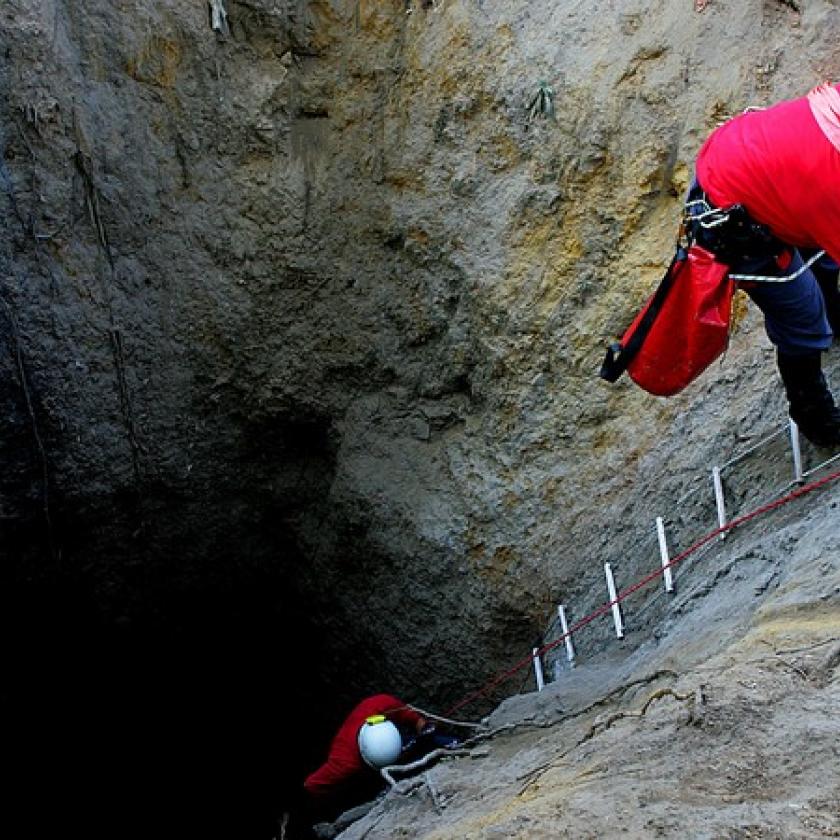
600,244,734,396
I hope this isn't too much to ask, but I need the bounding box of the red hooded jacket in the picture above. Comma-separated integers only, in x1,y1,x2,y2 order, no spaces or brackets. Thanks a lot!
696,84,840,263
304,694,423,798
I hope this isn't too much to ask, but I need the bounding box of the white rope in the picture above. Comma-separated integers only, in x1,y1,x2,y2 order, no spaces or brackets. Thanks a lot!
730,249,826,284
724,445,840,523
684,199,731,228
684,195,826,284
675,477,705,508
381,747,470,788
406,705,484,730
803,449,840,479
718,426,788,472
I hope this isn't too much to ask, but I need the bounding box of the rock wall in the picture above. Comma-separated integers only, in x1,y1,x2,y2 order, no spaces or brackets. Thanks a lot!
2,0,839,834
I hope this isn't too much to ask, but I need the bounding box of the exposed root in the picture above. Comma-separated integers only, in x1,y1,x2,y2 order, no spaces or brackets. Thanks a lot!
382,748,470,788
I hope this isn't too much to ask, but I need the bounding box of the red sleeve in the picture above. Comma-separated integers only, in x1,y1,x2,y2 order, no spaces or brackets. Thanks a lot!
304,754,359,798
304,726,364,798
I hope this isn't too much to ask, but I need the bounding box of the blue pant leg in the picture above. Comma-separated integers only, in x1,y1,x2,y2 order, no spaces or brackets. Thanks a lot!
807,251,840,336
739,249,833,356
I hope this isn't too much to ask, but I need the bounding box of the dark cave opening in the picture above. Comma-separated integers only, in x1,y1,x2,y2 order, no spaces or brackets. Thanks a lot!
6,551,339,840
2,414,367,839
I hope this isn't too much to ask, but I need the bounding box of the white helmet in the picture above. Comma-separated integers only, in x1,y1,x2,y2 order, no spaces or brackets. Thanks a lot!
357,715,402,769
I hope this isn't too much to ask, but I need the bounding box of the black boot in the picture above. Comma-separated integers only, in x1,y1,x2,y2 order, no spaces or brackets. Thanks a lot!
777,350,840,447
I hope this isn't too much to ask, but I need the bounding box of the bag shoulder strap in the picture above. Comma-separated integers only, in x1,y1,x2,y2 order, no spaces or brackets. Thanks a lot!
599,247,687,383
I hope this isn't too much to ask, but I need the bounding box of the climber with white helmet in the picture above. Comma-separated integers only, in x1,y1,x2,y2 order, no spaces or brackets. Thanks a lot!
356,714,403,768
302,693,456,819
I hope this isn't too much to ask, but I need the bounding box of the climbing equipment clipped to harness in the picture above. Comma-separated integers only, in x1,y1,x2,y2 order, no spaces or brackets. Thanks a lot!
600,190,811,397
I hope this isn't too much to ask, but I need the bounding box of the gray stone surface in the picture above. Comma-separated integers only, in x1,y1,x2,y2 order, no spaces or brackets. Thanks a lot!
2,2,840,834
337,478,840,837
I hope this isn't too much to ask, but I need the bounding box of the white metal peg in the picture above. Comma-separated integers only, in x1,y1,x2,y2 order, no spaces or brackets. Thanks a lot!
604,563,624,639
557,604,576,666
790,419,804,485
656,517,675,593
712,466,726,540
532,648,545,691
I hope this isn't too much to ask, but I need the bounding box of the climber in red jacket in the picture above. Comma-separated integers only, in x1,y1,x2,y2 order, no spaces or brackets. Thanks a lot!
688,82,840,446
304,694,425,801
302,693,457,820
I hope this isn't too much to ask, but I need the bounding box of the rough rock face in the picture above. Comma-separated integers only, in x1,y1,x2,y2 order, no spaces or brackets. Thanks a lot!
2,0,839,836
335,480,840,839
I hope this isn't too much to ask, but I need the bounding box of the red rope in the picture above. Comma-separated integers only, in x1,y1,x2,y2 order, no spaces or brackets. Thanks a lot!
443,466,840,718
